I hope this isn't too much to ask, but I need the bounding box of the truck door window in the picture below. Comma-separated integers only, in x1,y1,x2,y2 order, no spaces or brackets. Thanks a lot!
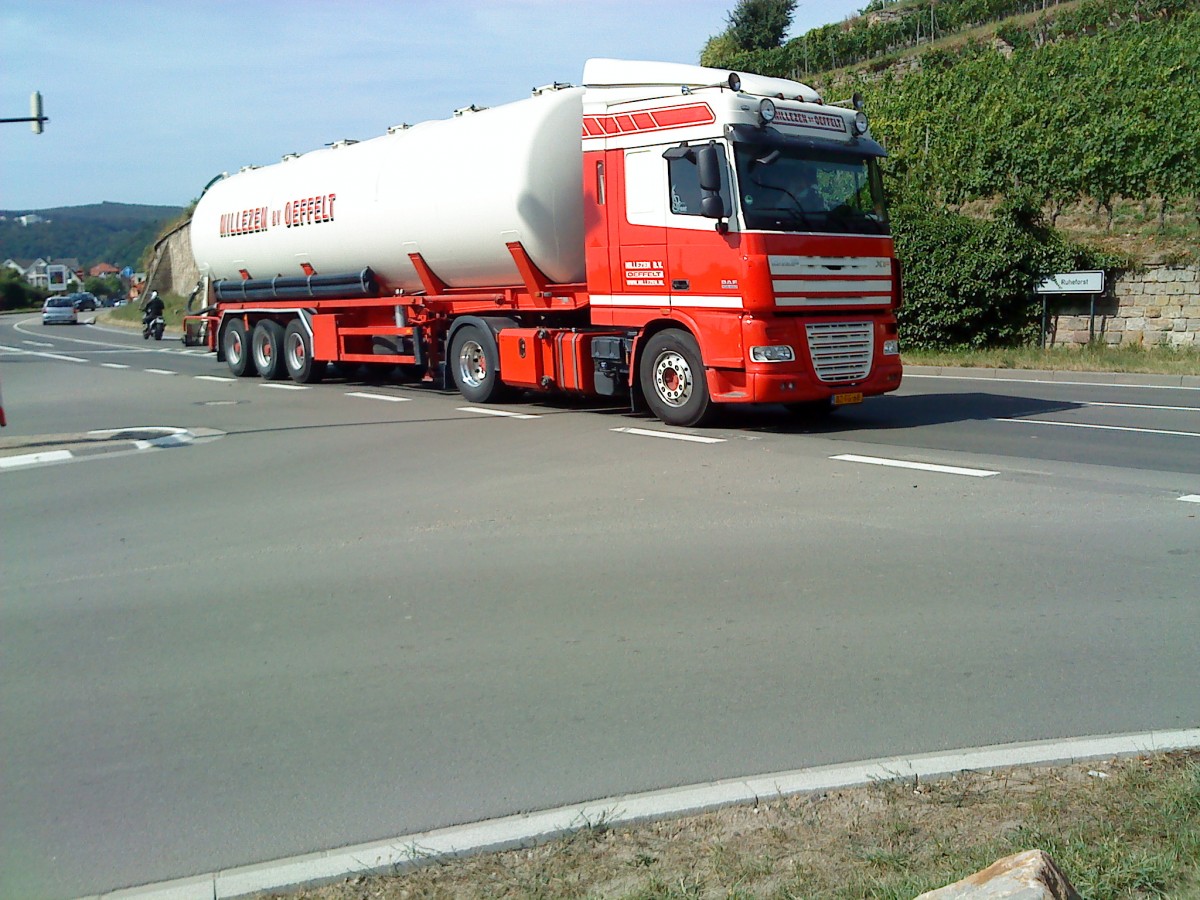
667,154,729,218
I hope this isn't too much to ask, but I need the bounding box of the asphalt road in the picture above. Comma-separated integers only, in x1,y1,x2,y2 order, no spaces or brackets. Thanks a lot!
2,315,1198,898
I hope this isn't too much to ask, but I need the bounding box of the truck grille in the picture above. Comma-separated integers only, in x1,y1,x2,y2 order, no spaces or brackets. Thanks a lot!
805,321,873,383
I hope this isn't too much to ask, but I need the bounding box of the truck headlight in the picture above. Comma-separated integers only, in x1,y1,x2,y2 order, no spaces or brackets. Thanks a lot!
750,344,795,363
883,339,900,356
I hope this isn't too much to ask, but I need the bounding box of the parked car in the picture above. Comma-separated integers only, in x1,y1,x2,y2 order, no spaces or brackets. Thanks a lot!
43,296,78,325
73,292,98,311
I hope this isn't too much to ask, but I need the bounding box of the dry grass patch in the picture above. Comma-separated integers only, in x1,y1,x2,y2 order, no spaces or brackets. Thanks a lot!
279,750,1199,900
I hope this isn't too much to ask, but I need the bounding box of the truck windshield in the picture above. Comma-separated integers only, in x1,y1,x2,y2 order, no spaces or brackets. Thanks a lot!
733,144,888,235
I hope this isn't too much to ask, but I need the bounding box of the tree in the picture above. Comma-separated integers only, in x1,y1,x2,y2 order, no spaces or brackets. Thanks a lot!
0,267,45,311
84,275,121,298
726,0,797,51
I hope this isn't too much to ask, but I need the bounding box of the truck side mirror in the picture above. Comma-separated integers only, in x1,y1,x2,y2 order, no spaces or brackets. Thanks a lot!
697,142,721,193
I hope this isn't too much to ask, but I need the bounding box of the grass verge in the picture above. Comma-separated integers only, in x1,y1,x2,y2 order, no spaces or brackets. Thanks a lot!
281,751,1199,900
903,344,1200,376
104,293,189,331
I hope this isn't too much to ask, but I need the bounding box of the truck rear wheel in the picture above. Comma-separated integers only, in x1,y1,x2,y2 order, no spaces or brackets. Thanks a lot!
284,320,326,384
640,328,714,427
449,324,510,403
253,320,287,380
223,319,255,377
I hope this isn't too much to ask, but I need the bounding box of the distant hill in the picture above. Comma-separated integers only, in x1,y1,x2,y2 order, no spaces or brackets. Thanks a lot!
0,201,186,269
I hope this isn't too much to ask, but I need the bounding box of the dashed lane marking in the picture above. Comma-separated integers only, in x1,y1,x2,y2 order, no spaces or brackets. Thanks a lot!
144,368,177,376
1181,495,1200,503
23,340,53,347
457,407,539,419
262,383,310,391
832,453,999,477
611,427,725,444
997,418,1200,439
195,375,235,383
100,363,131,370
346,391,411,402
0,344,87,363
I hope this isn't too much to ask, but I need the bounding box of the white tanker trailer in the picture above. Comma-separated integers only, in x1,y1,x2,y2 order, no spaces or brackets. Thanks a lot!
191,85,586,290
186,58,903,427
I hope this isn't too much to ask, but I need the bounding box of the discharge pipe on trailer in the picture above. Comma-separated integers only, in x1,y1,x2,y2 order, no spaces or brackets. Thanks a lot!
214,268,379,302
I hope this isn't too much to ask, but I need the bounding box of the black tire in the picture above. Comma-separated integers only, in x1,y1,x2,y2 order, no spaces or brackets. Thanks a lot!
283,320,326,384
223,319,255,377
639,328,714,427
449,323,510,403
252,320,287,380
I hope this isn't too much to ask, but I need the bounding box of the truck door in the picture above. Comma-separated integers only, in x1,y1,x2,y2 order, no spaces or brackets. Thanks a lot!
663,146,738,309
614,148,668,312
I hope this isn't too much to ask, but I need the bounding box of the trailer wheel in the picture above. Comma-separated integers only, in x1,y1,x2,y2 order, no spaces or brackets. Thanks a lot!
252,320,287,380
449,324,510,403
284,320,326,384
640,329,714,427
223,319,255,377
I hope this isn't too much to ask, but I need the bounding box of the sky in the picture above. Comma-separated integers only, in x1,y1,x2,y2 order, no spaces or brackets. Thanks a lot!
1,0,866,211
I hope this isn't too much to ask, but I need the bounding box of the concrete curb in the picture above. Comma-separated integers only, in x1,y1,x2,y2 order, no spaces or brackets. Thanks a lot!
91,728,1200,900
0,428,220,469
904,364,1200,389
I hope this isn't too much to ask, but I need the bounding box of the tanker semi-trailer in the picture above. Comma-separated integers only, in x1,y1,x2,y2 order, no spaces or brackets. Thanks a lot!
188,58,903,426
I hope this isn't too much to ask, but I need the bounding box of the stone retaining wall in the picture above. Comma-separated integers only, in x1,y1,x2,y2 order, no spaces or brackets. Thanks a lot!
1047,264,1200,347
144,217,200,300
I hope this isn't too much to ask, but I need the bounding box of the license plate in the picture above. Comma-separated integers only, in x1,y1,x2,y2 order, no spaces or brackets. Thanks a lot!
832,392,863,406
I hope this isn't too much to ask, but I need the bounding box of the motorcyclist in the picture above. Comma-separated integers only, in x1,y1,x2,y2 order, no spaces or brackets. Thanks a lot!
141,291,165,326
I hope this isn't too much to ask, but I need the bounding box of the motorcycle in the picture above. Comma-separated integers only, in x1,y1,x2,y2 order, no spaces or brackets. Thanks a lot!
142,315,165,341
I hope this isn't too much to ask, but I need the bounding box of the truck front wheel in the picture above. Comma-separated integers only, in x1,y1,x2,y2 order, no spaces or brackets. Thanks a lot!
640,329,714,427
253,320,287,380
449,324,510,403
223,320,255,377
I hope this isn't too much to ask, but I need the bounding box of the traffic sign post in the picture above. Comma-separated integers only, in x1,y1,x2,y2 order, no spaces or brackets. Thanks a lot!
1035,270,1107,347
0,91,48,132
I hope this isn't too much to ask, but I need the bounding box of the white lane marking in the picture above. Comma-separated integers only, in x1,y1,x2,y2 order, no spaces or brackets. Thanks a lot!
346,391,411,402
195,375,235,383
0,450,74,469
129,728,1200,900
144,368,177,376
905,372,1200,392
261,383,310,391
23,340,54,347
100,363,131,370
457,407,539,419
1180,495,1200,503
612,427,725,444
1083,401,1200,412
1,343,89,363
997,418,1200,439
832,453,998,478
